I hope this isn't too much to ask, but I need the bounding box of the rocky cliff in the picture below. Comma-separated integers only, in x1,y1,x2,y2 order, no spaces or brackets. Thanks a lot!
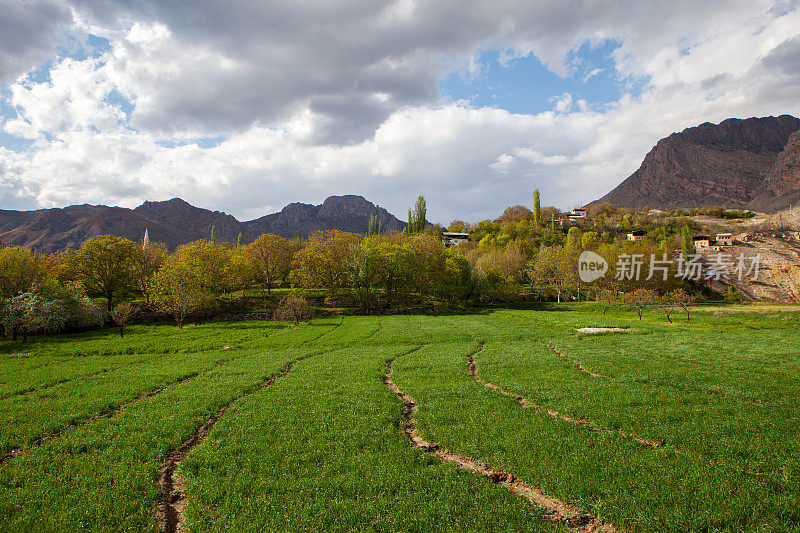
597,115,800,212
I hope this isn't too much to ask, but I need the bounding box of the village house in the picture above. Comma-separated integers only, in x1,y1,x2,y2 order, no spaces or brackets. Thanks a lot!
442,232,469,247
568,206,587,222
627,230,647,242
693,235,711,251
715,233,734,246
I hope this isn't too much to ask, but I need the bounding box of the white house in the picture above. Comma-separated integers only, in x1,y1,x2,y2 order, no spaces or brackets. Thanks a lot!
627,230,647,242
569,206,587,222
442,232,469,247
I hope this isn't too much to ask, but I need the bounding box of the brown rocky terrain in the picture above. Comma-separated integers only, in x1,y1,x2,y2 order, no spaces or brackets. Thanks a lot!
598,115,800,212
0,195,405,252
749,130,800,212
245,195,405,238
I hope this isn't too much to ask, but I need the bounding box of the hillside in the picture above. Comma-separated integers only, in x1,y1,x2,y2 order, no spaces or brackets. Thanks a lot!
597,115,800,212
0,195,405,252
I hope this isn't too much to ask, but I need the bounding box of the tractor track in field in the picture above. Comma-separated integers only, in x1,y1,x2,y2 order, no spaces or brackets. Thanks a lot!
468,344,787,483
0,354,172,401
155,360,297,533
365,318,383,339
0,369,110,401
304,319,344,344
538,342,611,379
0,372,199,464
383,345,619,533
468,344,659,448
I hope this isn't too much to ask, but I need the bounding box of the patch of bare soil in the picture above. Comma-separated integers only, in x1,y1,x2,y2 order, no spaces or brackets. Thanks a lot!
384,346,620,533
576,328,628,334
155,361,296,533
0,372,199,464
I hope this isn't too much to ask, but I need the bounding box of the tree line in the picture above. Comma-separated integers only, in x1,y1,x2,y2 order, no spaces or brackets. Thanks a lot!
0,194,722,338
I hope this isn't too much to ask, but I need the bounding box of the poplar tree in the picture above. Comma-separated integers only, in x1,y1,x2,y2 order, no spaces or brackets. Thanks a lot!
211,225,217,245
406,196,427,234
237,232,243,247
680,225,693,258
368,215,383,236
533,189,541,226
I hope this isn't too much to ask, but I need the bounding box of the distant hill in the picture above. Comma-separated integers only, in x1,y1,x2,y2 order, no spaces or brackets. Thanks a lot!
597,115,800,212
0,195,406,252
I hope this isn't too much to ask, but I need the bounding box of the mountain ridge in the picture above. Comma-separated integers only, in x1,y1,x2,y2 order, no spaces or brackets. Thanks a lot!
597,115,800,212
0,195,406,253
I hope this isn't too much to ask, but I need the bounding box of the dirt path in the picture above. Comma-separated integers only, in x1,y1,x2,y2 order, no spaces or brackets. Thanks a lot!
468,344,786,483
155,360,297,533
468,344,660,448
365,317,383,339
304,319,343,344
0,372,199,465
0,368,111,401
384,346,619,533
539,342,611,379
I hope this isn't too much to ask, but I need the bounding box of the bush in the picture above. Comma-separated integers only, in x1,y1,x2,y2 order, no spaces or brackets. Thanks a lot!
1,281,107,340
724,284,742,303
273,294,312,324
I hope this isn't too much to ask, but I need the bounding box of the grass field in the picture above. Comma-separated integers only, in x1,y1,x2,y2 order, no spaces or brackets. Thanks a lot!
0,305,798,531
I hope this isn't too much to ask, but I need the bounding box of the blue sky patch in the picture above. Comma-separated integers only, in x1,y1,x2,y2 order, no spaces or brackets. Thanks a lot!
439,40,634,114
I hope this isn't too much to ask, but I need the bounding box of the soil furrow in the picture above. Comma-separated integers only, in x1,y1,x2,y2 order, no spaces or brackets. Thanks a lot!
0,372,199,464
468,344,658,447
468,344,786,483
304,319,343,344
539,342,611,379
155,361,297,533
1,354,168,401
365,318,383,339
384,346,619,533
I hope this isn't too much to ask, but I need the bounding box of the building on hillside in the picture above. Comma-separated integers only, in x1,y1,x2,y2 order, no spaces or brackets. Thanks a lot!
627,230,647,242
442,232,469,247
551,212,570,227
569,206,587,222
715,233,734,246
693,235,711,251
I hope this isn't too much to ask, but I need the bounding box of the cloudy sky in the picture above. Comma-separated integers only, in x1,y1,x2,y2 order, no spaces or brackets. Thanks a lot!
1,1,800,224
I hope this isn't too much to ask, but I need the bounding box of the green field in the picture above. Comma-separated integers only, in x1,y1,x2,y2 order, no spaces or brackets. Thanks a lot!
1,306,799,531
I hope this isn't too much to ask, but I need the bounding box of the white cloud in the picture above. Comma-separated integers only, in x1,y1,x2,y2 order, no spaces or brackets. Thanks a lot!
1,0,800,225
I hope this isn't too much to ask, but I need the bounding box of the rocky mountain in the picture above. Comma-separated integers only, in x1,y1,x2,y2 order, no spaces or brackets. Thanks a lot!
0,195,406,253
749,130,800,212
244,195,405,238
597,115,800,212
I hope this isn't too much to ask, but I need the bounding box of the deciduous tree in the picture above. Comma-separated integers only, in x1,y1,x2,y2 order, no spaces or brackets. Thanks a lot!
71,236,140,310
0,246,41,298
292,230,361,292
245,234,294,293
150,257,212,328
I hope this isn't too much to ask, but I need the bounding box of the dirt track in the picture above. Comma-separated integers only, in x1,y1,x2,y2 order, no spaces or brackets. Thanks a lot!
0,372,199,464
155,360,298,533
384,346,619,533
468,343,785,482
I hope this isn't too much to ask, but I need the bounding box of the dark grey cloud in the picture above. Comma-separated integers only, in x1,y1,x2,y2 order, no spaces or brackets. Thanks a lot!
0,0,73,81
761,36,800,75
62,0,760,144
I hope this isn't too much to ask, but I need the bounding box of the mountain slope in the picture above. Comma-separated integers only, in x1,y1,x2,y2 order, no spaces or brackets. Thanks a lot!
748,130,800,212
597,115,800,212
244,195,405,238
0,195,406,252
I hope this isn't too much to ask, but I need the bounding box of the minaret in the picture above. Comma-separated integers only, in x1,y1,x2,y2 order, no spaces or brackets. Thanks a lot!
143,228,150,249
